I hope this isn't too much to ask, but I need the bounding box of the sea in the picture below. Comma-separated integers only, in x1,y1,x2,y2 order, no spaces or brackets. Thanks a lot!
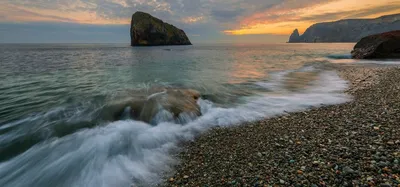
0,43,397,187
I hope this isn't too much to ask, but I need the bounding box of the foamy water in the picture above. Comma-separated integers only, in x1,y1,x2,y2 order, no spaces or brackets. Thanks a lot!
0,43,361,187
326,54,400,65
0,71,350,187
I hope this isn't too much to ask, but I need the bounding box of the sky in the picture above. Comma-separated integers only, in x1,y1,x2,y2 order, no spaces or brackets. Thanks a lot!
0,0,399,44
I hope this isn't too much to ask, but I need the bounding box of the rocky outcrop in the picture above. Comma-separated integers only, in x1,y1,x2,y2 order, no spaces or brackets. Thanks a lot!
103,88,201,125
130,11,192,46
289,29,301,43
288,14,400,43
351,30,400,59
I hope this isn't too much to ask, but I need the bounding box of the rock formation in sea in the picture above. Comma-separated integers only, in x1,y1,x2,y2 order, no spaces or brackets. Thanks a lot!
351,30,400,59
102,88,201,124
288,29,301,43
288,14,400,43
130,11,192,46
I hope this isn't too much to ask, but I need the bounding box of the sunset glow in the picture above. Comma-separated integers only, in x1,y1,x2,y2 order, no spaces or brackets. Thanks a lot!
0,0,399,42
224,0,400,35
0,3,130,24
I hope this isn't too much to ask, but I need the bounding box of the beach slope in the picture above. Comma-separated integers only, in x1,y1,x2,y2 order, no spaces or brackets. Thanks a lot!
166,67,400,186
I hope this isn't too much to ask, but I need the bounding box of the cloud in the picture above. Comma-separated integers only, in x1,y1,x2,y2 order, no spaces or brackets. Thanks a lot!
0,22,129,43
223,0,400,35
0,4,79,23
1,0,278,25
292,2,400,23
3,0,396,27
345,2,400,18
1,0,399,42
211,8,245,22
236,0,339,25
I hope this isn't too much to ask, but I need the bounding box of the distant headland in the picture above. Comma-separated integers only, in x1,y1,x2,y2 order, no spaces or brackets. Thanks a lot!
130,11,192,46
288,14,400,43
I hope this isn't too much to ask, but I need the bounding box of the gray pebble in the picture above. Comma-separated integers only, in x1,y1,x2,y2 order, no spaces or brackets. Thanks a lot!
377,161,388,167
343,166,358,176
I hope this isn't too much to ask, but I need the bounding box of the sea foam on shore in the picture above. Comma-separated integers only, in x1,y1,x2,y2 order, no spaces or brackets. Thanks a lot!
167,67,400,187
0,70,351,187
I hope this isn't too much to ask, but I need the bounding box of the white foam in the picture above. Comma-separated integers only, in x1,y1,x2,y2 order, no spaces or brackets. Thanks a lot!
254,70,292,91
0,102,97,147
356,60,400,65
325,54,400,65
0,71,351,187
255,65,317,92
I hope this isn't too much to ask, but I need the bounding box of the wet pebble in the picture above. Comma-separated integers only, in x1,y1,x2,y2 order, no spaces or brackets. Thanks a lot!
165,67,400,187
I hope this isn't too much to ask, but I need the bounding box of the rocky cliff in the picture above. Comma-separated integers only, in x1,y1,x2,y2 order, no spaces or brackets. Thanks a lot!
130,11,192,46
288,14,400,43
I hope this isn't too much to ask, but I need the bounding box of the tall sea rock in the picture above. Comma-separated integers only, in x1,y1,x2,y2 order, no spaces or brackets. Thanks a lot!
130,11,192,46
288,14,400,43
289,29,301,43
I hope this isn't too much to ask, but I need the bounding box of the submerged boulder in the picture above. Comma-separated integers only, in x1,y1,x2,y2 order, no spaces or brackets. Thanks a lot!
103,88,201,124
138,89,201,124
351,30,400,59
130,11,192,46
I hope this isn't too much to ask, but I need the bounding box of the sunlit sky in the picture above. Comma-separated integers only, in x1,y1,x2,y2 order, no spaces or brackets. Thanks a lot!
0,0,399,43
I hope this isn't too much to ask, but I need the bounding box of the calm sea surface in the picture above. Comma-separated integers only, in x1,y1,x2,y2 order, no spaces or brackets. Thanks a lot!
0,43,392,186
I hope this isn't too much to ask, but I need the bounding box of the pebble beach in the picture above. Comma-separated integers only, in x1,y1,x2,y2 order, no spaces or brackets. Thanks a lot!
166,66,400,186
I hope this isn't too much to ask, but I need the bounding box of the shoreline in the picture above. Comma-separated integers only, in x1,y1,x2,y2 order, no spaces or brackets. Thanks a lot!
165,66,400,186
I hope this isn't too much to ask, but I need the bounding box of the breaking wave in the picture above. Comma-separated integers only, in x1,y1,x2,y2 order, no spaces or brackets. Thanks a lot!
0,71,350,187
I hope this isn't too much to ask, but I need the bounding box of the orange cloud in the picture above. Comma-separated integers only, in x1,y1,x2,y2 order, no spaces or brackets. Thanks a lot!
224,0,400,35
1,0,399,35
224,21,310,35
0,2,129,25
